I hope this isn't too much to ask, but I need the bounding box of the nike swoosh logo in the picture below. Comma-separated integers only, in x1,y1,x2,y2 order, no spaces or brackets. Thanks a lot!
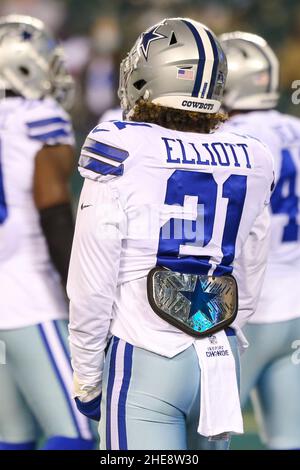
81,203,92,210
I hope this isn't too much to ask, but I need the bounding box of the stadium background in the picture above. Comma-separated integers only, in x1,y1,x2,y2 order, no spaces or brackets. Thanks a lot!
2,0,299,450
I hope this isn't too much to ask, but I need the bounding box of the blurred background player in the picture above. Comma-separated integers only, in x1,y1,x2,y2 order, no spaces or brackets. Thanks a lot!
99,107,122,123
220,32,300,450
0,15,94,450
68,17,274,450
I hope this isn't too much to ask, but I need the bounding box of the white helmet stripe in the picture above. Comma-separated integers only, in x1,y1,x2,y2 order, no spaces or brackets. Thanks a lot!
196,26,215,99
181,19,206,98
182,19,216,99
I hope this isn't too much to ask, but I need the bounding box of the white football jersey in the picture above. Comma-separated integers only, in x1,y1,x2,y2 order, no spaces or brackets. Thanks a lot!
68,119,274,386
222,110,300,323
99,107,122,123
0,97,75,329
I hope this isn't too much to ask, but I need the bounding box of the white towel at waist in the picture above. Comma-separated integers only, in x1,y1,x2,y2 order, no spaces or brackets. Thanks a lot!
194,329,244,438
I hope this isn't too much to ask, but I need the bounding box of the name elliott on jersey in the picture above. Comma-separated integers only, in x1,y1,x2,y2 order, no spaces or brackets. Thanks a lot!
162,137,252,169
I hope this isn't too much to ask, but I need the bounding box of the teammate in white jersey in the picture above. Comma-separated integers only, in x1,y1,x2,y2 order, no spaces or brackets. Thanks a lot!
68,18,274,450
220,32,300,449
0,16,94,449
99,107,122,123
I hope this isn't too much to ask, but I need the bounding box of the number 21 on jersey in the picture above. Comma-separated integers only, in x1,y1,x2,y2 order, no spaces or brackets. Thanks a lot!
157,170,247,275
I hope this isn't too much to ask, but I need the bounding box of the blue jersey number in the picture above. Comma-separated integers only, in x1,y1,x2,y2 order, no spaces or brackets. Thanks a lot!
0,139,8,224
271,148,299,242
157,170,247,275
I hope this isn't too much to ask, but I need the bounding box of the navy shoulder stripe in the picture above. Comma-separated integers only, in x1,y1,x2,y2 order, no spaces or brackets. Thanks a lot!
82,139,129,163
79,138,129,177
79,155,124,176
30,129,70,142
26,115,72,142
26,116,69,128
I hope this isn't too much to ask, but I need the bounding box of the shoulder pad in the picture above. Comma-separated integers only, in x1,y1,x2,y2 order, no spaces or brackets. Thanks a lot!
24,98,74,146
78,122,130,182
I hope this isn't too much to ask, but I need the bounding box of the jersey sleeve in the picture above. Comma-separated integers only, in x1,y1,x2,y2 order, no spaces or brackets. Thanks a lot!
67,178,127,388
232,205,271,331
248,137,275,207
224,120,276,202
24,98,75,147
78,120,131,183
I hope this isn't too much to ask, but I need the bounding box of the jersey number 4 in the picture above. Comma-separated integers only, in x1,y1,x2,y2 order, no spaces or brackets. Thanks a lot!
271,147,300,242
157,170,247,275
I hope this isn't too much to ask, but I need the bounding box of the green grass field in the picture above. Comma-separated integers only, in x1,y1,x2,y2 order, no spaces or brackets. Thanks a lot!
231,405,266,450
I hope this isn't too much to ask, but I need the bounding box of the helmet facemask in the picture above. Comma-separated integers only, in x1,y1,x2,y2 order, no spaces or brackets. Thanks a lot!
0,15,74,109
49,47,75,110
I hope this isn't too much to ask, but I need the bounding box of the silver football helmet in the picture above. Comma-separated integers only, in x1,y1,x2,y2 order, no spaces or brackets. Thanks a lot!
0,15,74,109
219,31,279,112
118,17,227,117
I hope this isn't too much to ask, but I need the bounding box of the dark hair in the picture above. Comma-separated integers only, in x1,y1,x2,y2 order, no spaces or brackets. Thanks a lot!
129,99,227,133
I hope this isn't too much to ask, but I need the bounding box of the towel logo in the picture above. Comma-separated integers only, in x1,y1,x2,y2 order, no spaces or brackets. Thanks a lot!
209,335,217,345
206,345,230,358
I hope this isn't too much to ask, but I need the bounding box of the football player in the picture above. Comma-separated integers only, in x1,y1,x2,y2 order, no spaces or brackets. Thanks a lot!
220,32,300,450
0,16,94,449
68,18,274,450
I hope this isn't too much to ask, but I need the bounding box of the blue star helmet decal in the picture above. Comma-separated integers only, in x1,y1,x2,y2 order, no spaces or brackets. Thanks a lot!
21,30,32,41
140,25,167,60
